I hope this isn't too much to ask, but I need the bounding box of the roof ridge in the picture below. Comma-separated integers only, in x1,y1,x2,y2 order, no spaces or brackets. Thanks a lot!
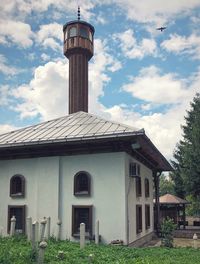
0,111,143,138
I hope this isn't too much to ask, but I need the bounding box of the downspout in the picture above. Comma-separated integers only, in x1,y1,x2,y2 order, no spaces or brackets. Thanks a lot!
126,176,131,245
58,156,63,233
153,170,161,235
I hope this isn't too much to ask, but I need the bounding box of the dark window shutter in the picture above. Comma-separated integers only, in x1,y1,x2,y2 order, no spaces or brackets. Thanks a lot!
145,204,150,229
136,177,141,197
72,205,92,237
136,205,142,234
10,175,25,198
145,178,149,197
74,172,91,196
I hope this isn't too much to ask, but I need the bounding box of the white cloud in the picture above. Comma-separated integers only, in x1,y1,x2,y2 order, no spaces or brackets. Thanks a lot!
113,29,157,59
0,85,11,106
89,39,122,114
104,96,194,159
161,33,200,59
122,65,189,105
0,55,22,76
0,19,33,47
0,124,20,135
9,38,121,121
12,60,68,120
0,0,95,22
37,23,62,43
36,23,63,51
103,66,200,159
113,0,200,26
41,53,50,62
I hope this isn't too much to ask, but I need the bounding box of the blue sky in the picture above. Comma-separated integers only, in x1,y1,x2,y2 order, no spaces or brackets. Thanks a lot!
0,0,200,160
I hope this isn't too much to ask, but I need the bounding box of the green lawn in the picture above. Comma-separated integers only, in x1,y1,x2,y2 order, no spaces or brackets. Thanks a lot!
0,236,200,264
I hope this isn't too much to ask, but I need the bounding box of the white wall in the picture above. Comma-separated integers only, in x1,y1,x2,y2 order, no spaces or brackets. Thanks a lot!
60,152,127,244
0,152,127,244
125,154,154,244
0,151,153,245
0,157,59,236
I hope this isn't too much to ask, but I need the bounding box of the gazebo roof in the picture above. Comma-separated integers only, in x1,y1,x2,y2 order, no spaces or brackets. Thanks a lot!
159,194,190,205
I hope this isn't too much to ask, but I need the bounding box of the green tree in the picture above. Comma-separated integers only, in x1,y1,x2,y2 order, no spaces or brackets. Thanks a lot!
172,93,200,198
185,195,200,217
159,173,175,196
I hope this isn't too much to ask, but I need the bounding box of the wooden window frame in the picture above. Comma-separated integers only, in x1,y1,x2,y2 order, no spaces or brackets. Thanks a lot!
10,174,25,198
145,204,151,230
79,26,89,39
7,205,26,234
72,205,93,238
144,178,150,198
136,205,142,234
69,26,77,38
129,162,140,177
74,171,91,196
136,177,142,197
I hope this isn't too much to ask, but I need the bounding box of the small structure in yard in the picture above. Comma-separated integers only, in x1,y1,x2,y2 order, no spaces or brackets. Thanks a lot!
157,194,190,229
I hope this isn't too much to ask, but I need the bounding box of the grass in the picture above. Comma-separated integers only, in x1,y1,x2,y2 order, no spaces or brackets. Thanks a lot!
0,236,200,264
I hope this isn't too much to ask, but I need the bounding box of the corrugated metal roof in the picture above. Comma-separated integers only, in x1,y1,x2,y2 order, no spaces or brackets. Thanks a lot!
0,111,143,147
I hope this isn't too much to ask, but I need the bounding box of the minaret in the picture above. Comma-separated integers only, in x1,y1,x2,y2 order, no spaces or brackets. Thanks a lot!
63,7,95,114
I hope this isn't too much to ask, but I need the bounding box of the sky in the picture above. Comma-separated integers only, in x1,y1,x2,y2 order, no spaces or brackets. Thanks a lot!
0,0,200,161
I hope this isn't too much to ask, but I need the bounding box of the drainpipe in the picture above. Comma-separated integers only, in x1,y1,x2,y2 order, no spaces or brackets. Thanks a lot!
126,176,131,245
154,171,161,235
58,156,62,234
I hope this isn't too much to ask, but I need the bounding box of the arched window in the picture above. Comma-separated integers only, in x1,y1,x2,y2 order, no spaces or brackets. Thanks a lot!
10,174,25,197
145,178,150,198
74,171,91,196
69,27,77,38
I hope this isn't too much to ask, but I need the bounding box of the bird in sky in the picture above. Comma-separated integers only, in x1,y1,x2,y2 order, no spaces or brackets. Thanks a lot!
156,26,167,32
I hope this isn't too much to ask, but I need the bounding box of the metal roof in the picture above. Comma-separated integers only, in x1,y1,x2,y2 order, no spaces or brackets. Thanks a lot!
0,111,143,148
159,194,190,204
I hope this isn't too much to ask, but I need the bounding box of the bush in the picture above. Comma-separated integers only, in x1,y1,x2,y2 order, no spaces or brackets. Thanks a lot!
161,217,177,247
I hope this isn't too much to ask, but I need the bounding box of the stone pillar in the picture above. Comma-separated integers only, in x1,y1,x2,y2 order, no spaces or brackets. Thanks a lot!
45,217,51,240
193,233,198,249
26,216,32,241
56,220,62,241
80,223,85,249
38,241,47,264
10,216,16,236
32,222,37,250
35,221,39,242
40,218,47,241
95,220,99,245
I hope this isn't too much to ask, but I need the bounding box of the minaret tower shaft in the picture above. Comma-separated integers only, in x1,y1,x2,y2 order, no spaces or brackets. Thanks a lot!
63,7,95,114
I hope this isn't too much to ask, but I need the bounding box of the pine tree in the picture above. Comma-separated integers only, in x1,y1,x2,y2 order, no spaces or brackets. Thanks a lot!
172,93,200,198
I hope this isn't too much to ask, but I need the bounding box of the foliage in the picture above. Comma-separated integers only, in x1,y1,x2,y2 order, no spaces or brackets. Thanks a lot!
1,236,200,264
159,174,175,196
171,93,200,200
185,194,200,217
160,217,177,248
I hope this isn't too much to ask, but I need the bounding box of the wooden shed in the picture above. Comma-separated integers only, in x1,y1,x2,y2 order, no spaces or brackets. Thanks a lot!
156,194,190,229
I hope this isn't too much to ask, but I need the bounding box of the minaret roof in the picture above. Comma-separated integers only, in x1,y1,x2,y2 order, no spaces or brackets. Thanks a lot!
63,20,95,33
